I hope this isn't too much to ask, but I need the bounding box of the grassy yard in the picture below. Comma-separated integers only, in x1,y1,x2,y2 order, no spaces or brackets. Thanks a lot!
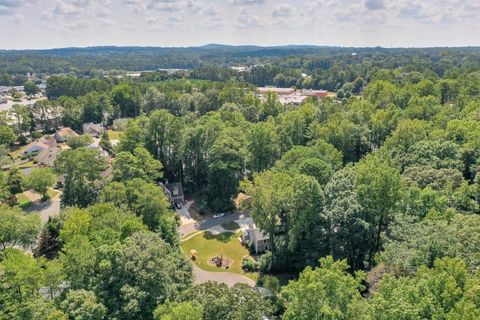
47,189,59,199
107,130,123,140
17,161,35,169
8,147,24,159
15,192,32,208
181,231,257,280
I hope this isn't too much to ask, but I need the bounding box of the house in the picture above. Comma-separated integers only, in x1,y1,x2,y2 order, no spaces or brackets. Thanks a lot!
21,137,57,155
0,96,7,104
82,122,104,137
160,182,185,205
35,147,61,167
242,226,270,254
54,127,79,143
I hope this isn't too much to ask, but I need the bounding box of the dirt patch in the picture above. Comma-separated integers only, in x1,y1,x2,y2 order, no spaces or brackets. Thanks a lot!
207,255,234,269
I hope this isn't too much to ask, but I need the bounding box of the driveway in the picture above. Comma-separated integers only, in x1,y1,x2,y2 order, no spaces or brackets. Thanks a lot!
191,263,255,287
179,211,252,238
24,192,61,223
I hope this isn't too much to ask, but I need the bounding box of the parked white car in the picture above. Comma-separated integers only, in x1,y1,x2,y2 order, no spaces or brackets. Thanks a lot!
213,213,225,219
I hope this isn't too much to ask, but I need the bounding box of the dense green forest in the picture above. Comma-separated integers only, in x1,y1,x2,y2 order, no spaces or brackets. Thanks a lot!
2,45,480,92
1,47,480,319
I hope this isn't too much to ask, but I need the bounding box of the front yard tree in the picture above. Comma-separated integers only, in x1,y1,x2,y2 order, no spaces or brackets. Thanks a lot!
8,105,31,142
0,125,16,145
25,167,56,201
34,217,63,259
55,147,108,208
24,81,40,97
31,100,62,132
99,130,113,155
0,206,40,251
6,167,24,195
66,135,93,149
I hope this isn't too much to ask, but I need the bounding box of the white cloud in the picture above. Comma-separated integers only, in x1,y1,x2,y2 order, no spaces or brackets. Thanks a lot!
0,0,33,15
1,0,480,48
236,8,265,28
230,0,265,6
53,0,80,15
365,0,385,10
272,3,295,17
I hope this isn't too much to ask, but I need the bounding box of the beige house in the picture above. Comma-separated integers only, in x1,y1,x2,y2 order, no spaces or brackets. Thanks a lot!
54,127,79,143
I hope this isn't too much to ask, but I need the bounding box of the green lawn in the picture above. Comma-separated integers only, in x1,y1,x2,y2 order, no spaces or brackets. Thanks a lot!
8,147,24,159
17,161,35,169
107,130,123,140
181,231,257,280
15,193,32,208
221,221,240,231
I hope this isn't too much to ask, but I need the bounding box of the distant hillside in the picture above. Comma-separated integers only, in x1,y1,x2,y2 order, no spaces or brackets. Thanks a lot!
0,44,479,75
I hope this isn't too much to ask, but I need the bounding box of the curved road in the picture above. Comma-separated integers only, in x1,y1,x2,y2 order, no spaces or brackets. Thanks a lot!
191,263,256,287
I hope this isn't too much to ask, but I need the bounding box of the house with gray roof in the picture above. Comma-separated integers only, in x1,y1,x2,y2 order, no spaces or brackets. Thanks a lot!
242,226,270,254
82,122,104,137
35,147,61,167
160,182,185,205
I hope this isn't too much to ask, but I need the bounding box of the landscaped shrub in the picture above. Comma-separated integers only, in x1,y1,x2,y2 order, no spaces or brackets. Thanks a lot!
242,257,259,272
31,131,43,139
258,252,273,273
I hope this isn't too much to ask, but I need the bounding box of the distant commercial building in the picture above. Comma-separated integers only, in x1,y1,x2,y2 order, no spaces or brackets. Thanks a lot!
301,89,328,98
258,87,328,106
278,92,309,105
258,87,296,95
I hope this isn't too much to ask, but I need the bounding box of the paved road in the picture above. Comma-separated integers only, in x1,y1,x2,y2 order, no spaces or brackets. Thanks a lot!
191,263,256,287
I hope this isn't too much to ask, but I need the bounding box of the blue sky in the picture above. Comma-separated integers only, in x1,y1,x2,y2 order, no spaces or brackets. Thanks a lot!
0,0,479,49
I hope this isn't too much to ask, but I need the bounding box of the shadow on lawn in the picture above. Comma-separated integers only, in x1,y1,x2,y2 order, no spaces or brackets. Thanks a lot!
203,231,236,243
